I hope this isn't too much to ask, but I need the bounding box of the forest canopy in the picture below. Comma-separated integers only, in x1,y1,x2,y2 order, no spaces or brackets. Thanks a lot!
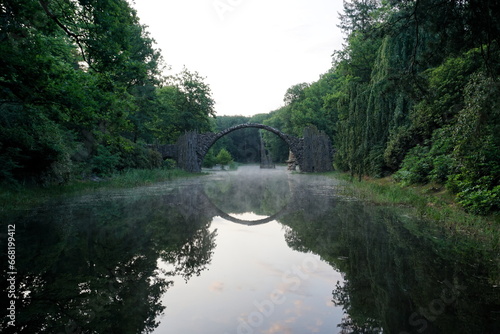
0,0,215,184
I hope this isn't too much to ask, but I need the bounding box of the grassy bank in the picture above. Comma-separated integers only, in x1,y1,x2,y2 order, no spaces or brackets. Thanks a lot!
329,172,499,248
0,168,200,212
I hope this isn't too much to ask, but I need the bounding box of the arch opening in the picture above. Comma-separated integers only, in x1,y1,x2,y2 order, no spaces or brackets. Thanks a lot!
198,123,302,171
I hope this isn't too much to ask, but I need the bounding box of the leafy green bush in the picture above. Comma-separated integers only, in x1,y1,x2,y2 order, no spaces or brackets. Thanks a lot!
163,159,177,170
456,185,500,215
0,106,76,185
92,136,163,174
202,149,217,168
216,148,233,169
394,127,456,186
118,144,162,170
429,155,453,184
229,161,240,170
446,72,500,215
447,172,500,215
427,128,455,184
91,145,120,176
393,145,432,185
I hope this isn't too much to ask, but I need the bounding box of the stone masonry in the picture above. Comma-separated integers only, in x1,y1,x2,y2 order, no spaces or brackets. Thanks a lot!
155,123,333,173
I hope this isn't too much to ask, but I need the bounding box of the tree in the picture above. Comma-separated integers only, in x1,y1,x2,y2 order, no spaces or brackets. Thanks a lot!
0,0,165,184
148,68,216,145
283,83,309,106
216,148,233,169
338,0,383,36
168,67,216,133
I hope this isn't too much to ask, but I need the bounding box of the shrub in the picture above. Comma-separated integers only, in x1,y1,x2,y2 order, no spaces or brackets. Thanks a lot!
91,145,120,176
163,159,177,170
393,145,432,185
202,149,217,168
429,155,453,184
457,185,500,215
216,148,233,169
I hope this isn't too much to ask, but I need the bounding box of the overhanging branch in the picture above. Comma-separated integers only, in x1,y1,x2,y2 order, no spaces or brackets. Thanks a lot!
38,0,94,70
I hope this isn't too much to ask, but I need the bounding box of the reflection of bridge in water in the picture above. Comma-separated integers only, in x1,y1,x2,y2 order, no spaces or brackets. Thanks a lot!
162,172,335,226
202,193,289,226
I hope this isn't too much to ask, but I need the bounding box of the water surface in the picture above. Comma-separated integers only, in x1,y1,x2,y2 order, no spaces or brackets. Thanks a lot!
0,166,498,333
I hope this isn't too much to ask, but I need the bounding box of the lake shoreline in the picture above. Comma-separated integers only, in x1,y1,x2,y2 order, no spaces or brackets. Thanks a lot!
327,171,499,250
0,168,201,212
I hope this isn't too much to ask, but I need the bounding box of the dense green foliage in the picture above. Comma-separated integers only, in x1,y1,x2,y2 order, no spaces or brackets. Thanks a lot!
0,0,214,185
255,0,500,215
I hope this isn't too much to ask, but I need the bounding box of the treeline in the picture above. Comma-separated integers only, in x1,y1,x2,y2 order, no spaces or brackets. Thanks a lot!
257,0,500,215
0,0,214,185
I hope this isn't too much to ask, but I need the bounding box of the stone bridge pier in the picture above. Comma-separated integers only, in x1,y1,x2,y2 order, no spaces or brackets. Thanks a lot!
155,123,333,173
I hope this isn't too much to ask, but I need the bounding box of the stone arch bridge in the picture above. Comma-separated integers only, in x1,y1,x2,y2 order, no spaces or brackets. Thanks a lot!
155,123,333,173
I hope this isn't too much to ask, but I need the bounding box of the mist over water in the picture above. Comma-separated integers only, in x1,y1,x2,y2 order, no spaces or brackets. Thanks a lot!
0,166,498,333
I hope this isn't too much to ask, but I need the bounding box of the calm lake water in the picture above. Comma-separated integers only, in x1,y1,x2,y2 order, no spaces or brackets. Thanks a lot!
1,165,499,333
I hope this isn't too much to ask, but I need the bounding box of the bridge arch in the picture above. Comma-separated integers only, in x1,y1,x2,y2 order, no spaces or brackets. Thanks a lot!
156,123,332,173
197,123,302,170
210,123,300,148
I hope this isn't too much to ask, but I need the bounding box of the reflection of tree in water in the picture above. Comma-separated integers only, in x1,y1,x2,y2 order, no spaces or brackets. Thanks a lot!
280,199,500,333
0,188,216,334
332,281,383,334
160,226,216,282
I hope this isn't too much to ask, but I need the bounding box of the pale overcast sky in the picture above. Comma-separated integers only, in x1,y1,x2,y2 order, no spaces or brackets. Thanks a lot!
131,0,345,117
